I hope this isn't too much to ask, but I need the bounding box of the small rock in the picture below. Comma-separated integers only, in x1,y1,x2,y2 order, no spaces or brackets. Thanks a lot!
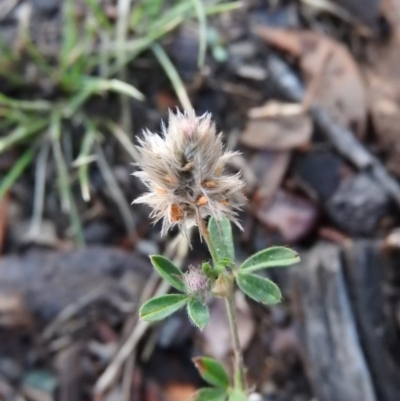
235,64,268,80
22,370,58,401
228,41,258,59
83,221,114,244
32,0,63,15
294,149,344,202
0,358,22,383
326,173,389,236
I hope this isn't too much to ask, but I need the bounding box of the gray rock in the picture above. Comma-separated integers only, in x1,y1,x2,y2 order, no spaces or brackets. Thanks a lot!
327,173,389,236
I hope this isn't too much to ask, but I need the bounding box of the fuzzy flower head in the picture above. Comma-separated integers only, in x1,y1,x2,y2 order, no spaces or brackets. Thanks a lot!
183,265,211,301
132,110,245,236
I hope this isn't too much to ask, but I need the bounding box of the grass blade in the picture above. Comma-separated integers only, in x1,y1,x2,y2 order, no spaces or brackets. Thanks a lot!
206,1,243,15
107,120,140,162
50,113,70,212
50,113,84,244
0,147,35,200
151,43,192,110
30,141,50,233
60,0,79,69
75,122,97,201
87,78,145,101
0,119,48,153
0,94,51,111
191,0,207,67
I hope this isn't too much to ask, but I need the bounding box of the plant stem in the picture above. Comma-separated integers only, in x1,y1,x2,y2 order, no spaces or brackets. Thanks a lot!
225,290,245,391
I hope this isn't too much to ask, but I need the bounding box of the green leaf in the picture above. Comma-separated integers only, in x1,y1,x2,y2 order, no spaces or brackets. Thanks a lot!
76,122,97,202
239,246,300,272
150,255,185,292
139,294,188,322
193,357,230,389
228,389,247,401
0,147,35,200
187,298,209,330
236,273,282,305
194,387,227,401
208,216,234,264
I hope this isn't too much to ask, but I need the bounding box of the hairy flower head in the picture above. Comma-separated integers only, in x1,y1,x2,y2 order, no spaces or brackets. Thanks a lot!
132,110,245,236
183,265,211,301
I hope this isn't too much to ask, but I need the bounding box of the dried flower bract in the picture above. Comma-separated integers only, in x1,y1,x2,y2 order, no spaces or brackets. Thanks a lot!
132,110,245,236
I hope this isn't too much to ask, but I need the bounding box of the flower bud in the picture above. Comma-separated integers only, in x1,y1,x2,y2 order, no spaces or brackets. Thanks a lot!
183,266,211,301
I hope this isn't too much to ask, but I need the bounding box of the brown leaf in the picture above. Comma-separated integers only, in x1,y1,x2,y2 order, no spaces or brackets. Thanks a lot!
254,190,318,243
363,0,400,175
241,107,312,150
255,26,367,136
250,150,291,198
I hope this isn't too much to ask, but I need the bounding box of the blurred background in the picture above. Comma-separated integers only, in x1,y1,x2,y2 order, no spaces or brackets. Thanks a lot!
0,0,399,400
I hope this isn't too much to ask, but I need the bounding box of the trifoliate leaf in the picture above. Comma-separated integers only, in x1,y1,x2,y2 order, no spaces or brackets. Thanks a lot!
187,298,210,330
236,273,281,304
239,246,300,272
150,255,185,292
208,216,234,264
139,294,188,322
194,387,227,401
193,357,230,389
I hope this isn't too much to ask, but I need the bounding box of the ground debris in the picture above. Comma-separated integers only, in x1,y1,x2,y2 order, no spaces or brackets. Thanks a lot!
291,241,400,401
0,247,151,322
254,190,318,243
241,101,312,151
256,26,367,136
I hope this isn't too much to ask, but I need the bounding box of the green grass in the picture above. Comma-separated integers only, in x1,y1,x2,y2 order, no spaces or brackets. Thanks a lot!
0,0,242,244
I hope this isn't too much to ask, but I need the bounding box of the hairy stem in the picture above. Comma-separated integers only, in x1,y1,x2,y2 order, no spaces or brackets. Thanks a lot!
198,215,246,390
225,290,245,391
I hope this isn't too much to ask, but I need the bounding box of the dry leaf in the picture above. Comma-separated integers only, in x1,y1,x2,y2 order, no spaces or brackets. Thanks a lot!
363,0,400,175
254,190,318,243
241,107,312,150
255,26,367,136
251,150,291,198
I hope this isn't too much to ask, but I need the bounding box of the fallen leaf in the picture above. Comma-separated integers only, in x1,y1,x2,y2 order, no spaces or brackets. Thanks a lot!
254,190,318,243
251,150,291,198
241,103,312,150
362,0,400,175
255,26,367,136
